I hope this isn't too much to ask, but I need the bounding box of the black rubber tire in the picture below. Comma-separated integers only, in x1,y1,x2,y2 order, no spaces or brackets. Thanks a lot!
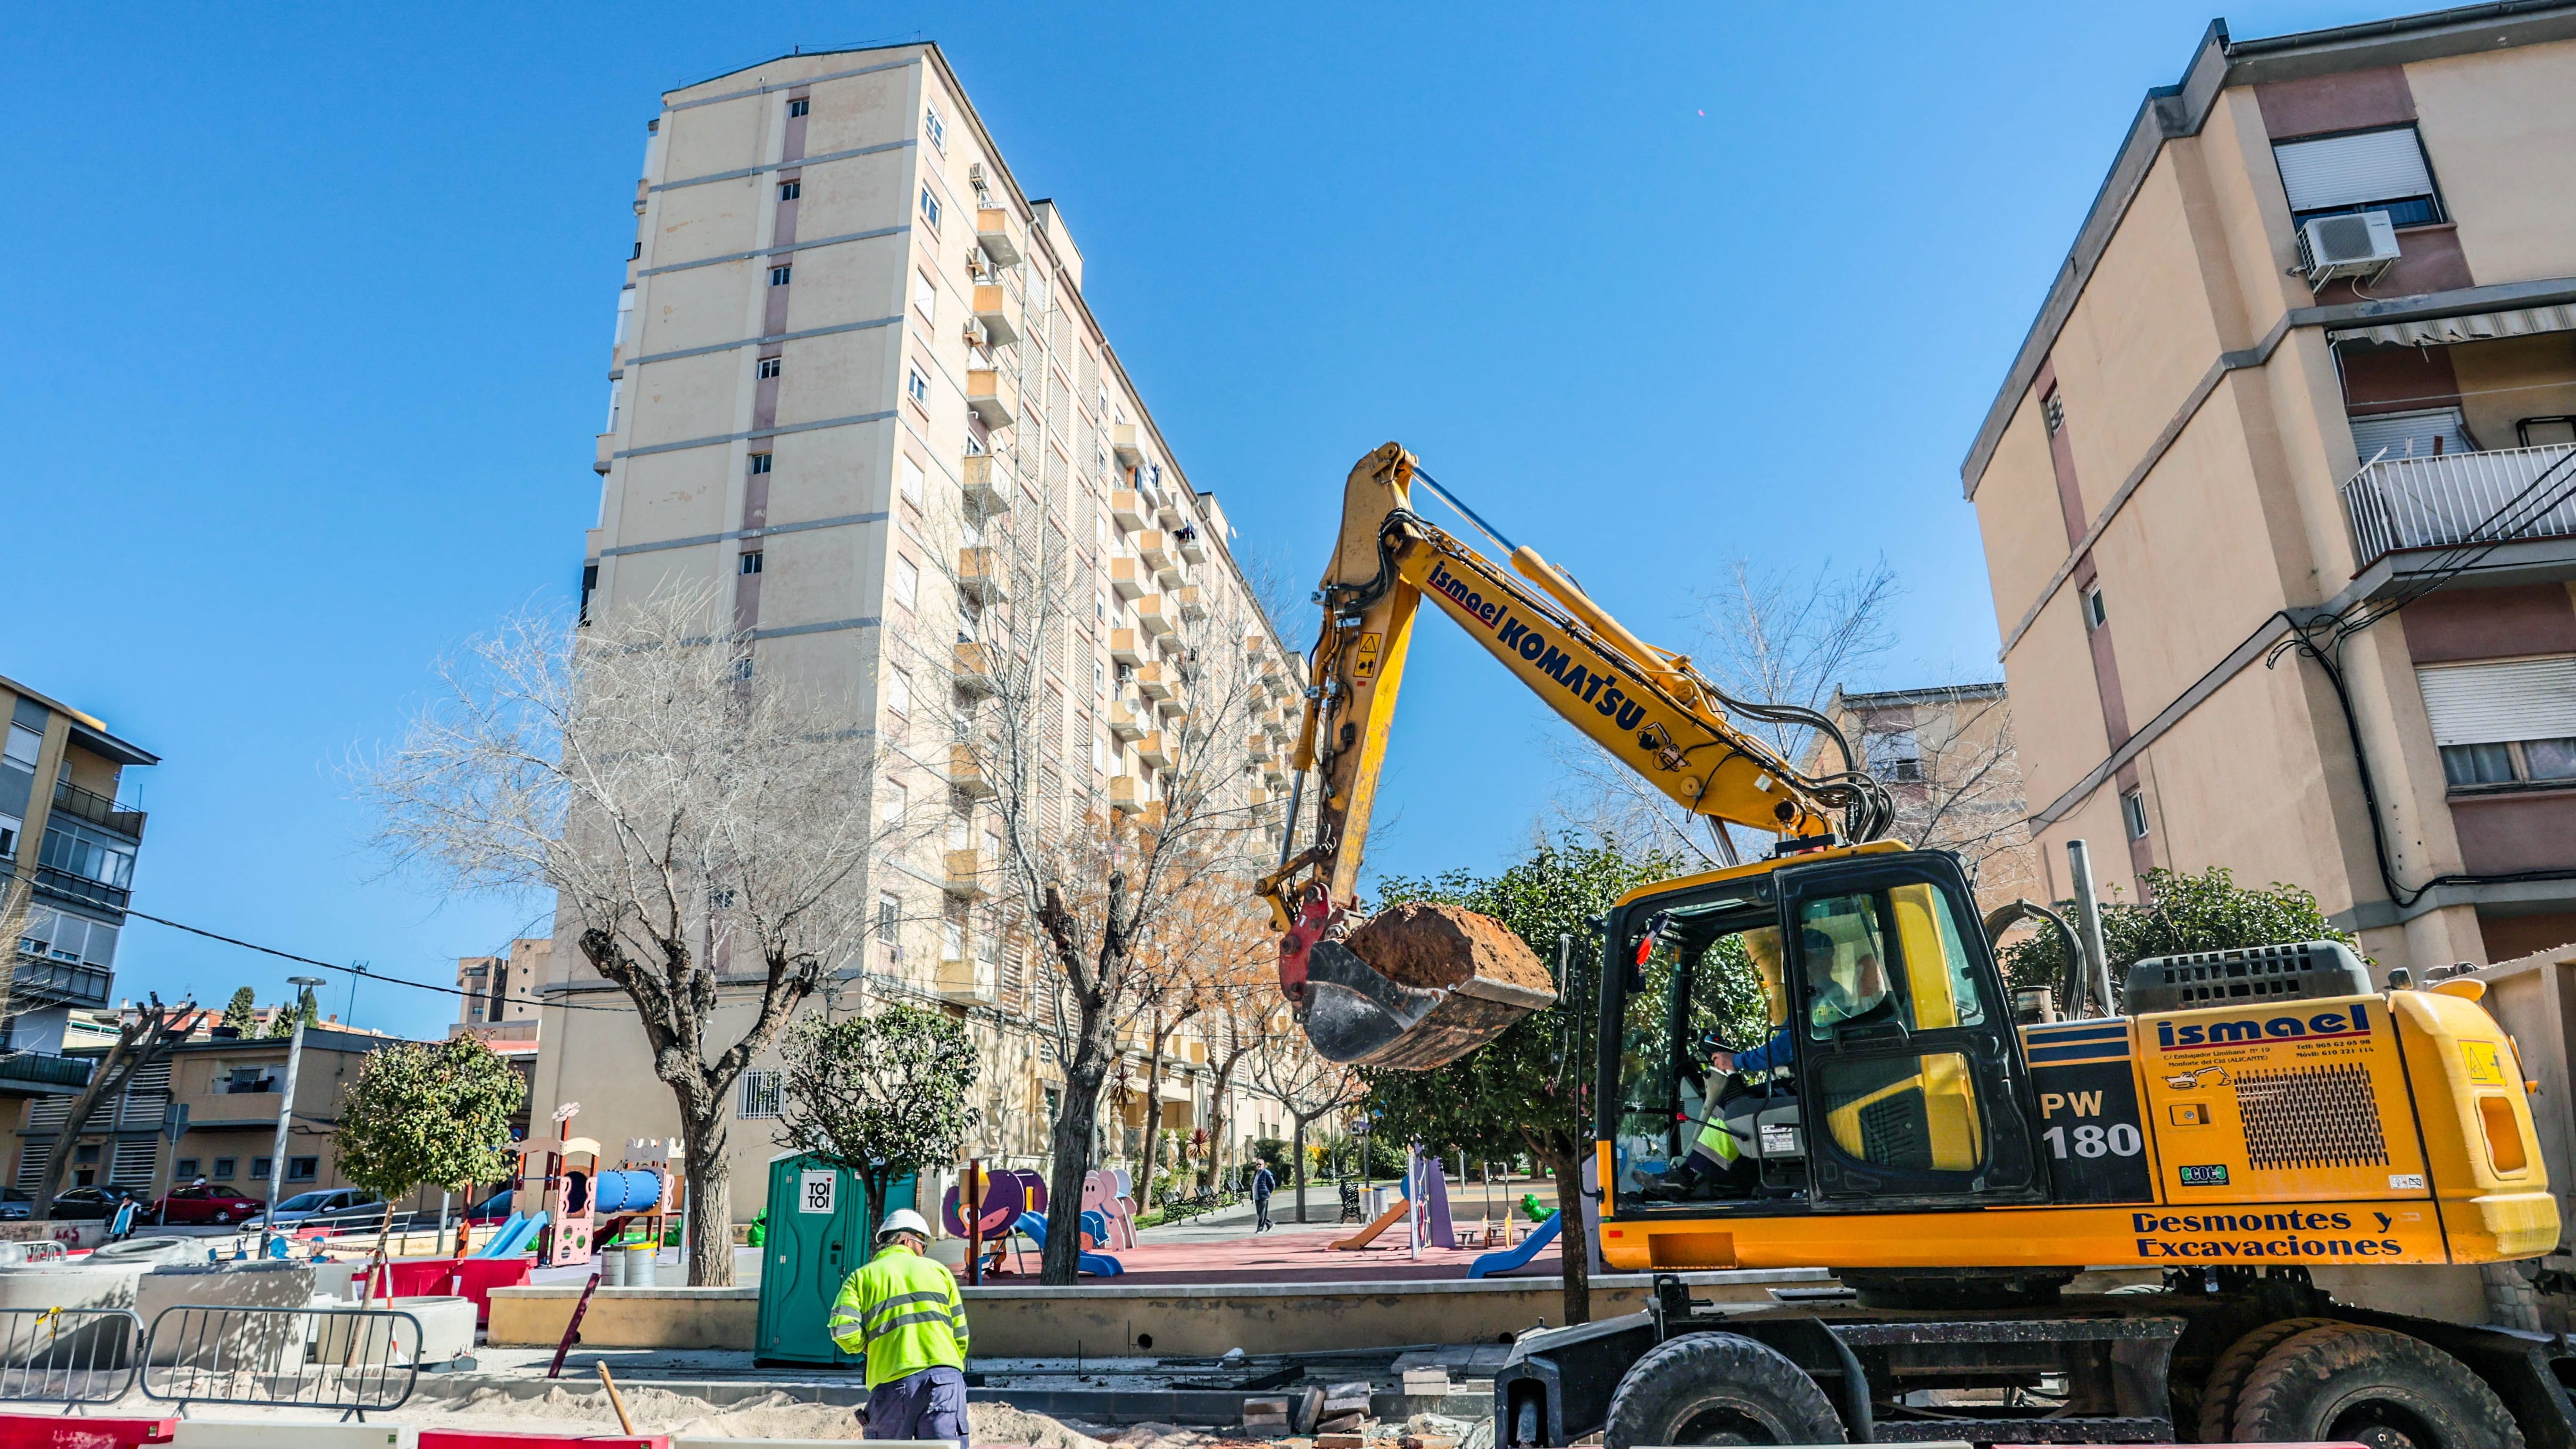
2195,1315,2347,1442
2232,1323,2524,1449
1602,1331,1847,1447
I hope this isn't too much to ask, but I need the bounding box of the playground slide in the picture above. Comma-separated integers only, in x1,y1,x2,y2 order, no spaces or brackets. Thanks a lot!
1466,1208,1561,1278
1014,1211,1122,1277
474,1210,546,1259
1330,1197,1410,1251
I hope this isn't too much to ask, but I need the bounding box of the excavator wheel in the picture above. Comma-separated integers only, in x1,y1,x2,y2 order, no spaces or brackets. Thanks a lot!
1600,1330,1846,1448
2229,1322,2523,1449
2193,1314,2346,1442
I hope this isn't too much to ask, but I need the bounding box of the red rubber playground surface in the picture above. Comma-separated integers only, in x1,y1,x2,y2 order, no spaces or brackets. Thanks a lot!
972,1222,1563,1285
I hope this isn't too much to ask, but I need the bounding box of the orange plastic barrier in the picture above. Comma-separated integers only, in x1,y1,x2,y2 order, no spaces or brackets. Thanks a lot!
1330,1198,1410,1250
0,1417,178,1449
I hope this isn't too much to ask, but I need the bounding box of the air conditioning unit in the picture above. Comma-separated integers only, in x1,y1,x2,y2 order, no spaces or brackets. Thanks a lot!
2297,210,2401,285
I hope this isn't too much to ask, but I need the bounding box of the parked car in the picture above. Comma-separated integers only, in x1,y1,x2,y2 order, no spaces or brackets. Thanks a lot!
269,1188,388,1231
152,1184,267,1225
44,1186,149,1220
0,1188,30,1221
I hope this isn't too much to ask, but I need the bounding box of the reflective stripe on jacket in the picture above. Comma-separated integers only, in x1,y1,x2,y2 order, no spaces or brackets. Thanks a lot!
826,1242,969,1386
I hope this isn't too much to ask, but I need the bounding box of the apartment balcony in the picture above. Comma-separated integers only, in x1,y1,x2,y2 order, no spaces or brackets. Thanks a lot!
1155,627,1185,660
0,1051,92,1101
1111,489,1148,531
961,454,1011,517
975,208,1023,268
2341,443,2576,571
953,640,1000,698
958,546,1008,605
1155,497,1184,529
1136,531,1173,571
945,744,994,799
1249,732,1276,765
594,432,614,476
966,365,1018,429
1109,777,1146,816
1113,424,1143,469
971,284,1021,348
1178,528,1207,564
1137,734,1173,770
34,865,127,914
1135,595,1174,637
1175,585,1206,621
1110,557,1152,601
8,952,113,1011
938,954,999,1007
1155,560,1185,592
1156,695,1187,721
1133,662,1173,701
1110,628,1144,665
943,848,989,900
51,781,145,840
1247,785,1273,810
1108,697,1149,741
1262,757,1286,786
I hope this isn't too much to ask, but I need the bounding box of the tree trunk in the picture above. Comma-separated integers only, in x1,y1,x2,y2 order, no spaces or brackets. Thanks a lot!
682,1111,734,1287
34,1018,165,1221
1543,1135,1589,1326
1291,1116,1309,1225
1040,1025,1114,1285
1140,1020,1167,1204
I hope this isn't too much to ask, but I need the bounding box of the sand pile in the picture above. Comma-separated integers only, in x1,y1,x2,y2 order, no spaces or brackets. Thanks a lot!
409,1385,1107,1444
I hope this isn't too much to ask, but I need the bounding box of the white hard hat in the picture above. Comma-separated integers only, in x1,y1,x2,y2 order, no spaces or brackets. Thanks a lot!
876,1209,933,1240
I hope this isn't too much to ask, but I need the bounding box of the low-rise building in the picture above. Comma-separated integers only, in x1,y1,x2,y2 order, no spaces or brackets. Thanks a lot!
1804,682,2045,914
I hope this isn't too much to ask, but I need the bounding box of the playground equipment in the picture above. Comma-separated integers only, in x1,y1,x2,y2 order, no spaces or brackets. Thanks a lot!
593,1138,681,1258
1013,1211,1122,1277
1331,1156,1453,1250
1082,1170,1137,1250
1467,1210,1561,1279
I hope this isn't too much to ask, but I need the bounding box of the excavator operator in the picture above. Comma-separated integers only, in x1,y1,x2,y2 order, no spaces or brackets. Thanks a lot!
1707,930,1891,1078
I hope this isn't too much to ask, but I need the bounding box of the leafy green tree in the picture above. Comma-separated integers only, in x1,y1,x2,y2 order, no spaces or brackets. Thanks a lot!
775,1005,980,1236
1360,835,1680,1326
1999,865,2356,1007
221,987,258,1032
263,987,320,1037
333,1037,527,1265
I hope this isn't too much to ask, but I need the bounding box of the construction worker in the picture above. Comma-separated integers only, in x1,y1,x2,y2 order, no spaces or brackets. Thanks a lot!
828,1208,970,1449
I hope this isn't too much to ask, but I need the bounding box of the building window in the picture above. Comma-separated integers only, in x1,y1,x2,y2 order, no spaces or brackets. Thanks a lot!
1868,729,1923,784
769,265,792,287
787,98,809,118
2420,656,2576,792
887,669,911,716
2350,407,2474,462
73,1145,98,1165
287,1156,318,1182
876,892,902,944
739,1071,782,1119
913,270,937,322
941,918,965,962
2083,586,2107,630
2121,789,2150,840
2273,125,2444,229
174,1157,200,1180
739,552,763,576
919,185,941,231
907,367,929,406
899,454,925,506
2042,389,2066,436
211,1157,236,1179
924,107,946,151
880,781,908,828
892,555,919,610
777,180,801,201
251,1157,272,1180
749,452,773,474
758,356,782,379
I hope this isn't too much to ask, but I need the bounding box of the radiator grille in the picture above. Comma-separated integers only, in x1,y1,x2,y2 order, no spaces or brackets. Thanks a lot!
2236,1062,2388,1169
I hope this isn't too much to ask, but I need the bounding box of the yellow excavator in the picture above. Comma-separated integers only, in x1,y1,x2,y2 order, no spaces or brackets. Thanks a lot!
1256,443,2569,1448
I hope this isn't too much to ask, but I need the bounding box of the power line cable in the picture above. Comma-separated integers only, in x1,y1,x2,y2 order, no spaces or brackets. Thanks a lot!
123,909,629,1014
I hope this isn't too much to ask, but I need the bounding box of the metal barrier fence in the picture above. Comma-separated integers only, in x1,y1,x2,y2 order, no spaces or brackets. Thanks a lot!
0,1307,140,1404
140,1305,421,1416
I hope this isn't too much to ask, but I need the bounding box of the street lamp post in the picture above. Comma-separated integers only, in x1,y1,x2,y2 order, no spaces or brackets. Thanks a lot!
260,975,329,1252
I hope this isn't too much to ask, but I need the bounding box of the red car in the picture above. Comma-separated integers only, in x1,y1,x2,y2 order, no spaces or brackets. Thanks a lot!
152,1184,267,1225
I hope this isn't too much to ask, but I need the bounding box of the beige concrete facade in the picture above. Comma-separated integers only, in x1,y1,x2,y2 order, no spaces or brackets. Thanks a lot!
1963,5,2576,972
1805,683,2043,916
543,45,1297,1223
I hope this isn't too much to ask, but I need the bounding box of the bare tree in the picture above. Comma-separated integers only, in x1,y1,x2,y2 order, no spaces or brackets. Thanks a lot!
1249,1028,1363,1224
32,994,192,1220
1549,556,1899,863
894,484,1285,1284
1846,687,2041,906
362,587,894,1286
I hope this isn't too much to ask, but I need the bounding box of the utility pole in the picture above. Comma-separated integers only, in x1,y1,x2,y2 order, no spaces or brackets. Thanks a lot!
2065,840,2115,1018
261,974,329,1252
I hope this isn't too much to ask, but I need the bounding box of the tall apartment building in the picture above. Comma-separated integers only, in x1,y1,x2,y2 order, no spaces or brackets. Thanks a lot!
1964,4,2576,972
537,45,1302,1218
2,674,154,1094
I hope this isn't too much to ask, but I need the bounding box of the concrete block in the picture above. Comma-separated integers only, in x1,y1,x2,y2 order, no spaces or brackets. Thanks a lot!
0,1263,151,1311
172,1423,415,1449
138,1261,318,1368
312,1296,476,1367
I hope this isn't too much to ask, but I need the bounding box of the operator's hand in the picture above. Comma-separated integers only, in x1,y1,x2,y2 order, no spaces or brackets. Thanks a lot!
1706,1047,1738,1076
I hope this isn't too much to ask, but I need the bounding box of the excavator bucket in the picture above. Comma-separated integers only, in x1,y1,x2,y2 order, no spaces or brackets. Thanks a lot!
1301,903,1559,1070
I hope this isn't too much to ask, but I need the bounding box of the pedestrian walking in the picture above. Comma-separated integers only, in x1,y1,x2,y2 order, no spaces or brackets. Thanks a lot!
829,1209,971,1449
1251,1162,1276,1233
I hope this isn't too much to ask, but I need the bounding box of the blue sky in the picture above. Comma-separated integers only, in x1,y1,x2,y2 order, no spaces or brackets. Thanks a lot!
3,1,2379,1037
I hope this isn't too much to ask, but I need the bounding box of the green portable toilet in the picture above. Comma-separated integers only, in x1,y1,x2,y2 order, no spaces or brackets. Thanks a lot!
754,1152,918,1366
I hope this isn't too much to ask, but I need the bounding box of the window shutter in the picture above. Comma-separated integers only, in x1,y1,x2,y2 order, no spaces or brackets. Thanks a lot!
2350,407,2474,462
2416,656,2576,745
2274,128,2433,212
110,1139,157,1186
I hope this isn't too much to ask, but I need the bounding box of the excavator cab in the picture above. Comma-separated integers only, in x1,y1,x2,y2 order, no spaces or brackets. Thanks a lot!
1608,844,2041,1212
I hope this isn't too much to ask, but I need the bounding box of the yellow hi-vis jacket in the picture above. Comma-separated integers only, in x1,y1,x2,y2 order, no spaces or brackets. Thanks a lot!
828,1243,969,1386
